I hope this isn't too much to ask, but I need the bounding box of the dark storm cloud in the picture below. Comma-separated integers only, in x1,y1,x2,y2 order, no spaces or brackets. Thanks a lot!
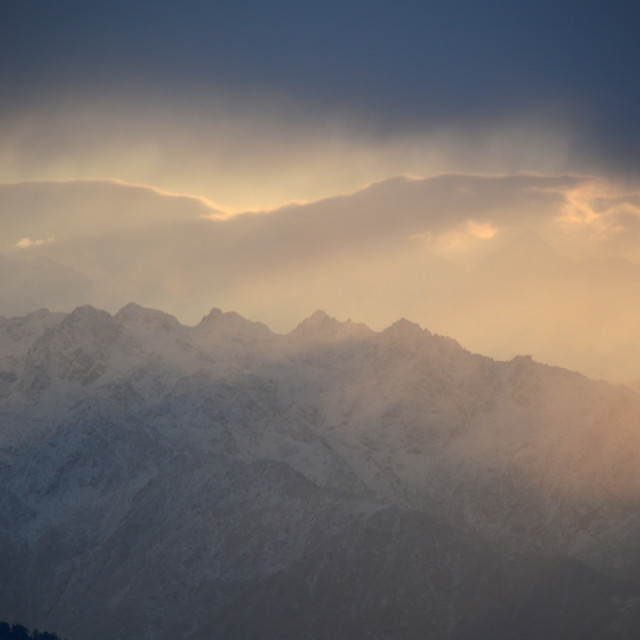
1,1,639,175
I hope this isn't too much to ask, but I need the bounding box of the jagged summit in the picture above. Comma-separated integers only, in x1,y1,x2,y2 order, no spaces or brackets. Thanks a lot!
380,317,433,345
66,304,109,319
59,305,116,335
305,309,333,324
290,309,336,335
195,306,273,342
196,307,240,325
198,307,223,322
0,307,54,323
197,306,264,328
289,309,373,341
114,302,181,330
384,317,426,335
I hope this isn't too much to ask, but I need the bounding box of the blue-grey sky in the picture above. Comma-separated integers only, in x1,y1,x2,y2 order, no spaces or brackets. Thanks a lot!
1,1,640,207
3,2,639,126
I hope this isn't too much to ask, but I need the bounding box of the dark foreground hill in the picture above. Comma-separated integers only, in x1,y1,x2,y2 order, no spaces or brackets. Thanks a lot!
1,304,640,639
0,621,66,640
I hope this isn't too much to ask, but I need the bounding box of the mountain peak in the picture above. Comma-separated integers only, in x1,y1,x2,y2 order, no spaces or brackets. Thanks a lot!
64,305,113,327
197,307,249,327
290,310,372,341
115,303,181,330
300,309,334,329
199,307,223,322
384,317,429,337
51,306,122,347
195,307,273,342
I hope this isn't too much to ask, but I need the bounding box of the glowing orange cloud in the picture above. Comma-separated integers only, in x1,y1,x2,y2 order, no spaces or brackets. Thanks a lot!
14,236,55,249
553,179,640,262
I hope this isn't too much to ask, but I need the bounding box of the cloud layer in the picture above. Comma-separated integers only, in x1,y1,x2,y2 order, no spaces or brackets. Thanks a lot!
0,94,587,211
3,173,640,382
3,2,639,196
3,4,640,385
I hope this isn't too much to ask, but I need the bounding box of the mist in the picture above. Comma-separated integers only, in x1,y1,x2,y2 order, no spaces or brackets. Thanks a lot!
2,173,640,382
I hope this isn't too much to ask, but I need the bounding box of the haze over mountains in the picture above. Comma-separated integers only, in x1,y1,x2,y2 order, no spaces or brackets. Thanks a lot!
2,173,640,381
1,303,640,639
4,5,640,637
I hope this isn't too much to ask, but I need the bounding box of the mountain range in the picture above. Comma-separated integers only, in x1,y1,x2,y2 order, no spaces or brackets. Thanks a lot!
3,174,640,381
1,304,640,638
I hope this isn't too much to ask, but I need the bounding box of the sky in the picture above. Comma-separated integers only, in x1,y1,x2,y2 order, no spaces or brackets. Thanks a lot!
2,1,640,207
2,1,640,381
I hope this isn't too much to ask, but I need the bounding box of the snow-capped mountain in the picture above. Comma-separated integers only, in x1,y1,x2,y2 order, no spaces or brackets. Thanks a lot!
1,304,640,639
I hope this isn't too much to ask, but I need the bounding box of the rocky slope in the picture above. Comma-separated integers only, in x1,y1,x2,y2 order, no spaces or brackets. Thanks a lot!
1,304,640,639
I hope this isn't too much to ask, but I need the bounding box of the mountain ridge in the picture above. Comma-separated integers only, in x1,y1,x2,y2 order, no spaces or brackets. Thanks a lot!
1,303,640,639
3,174,640,382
